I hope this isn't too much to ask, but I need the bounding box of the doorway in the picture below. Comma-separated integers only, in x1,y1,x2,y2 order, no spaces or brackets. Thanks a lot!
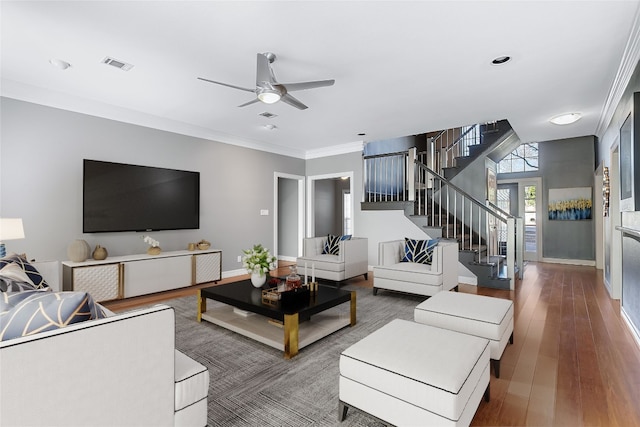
498,178,543,261
306,172,354,238
273,173,305,261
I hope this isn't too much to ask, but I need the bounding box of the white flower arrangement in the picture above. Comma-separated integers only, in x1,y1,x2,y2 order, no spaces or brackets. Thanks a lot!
242,244,276,275
142,235,160,248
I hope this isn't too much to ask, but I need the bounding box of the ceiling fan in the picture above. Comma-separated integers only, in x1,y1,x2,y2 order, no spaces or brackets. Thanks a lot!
197,52,335,110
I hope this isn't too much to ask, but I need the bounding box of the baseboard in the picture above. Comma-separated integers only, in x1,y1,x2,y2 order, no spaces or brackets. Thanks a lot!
541,257,596,267
278,255,297,262
222,269,246,279
458,275,478,286
622,307,640,350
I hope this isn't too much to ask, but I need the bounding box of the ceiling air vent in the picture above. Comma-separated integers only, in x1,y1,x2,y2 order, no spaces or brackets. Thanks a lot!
101,56,134,71
258,112,278,119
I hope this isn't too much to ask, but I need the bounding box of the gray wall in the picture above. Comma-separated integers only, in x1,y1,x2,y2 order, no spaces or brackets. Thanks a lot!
499,135,596,260
277,177,298,258
599,60,640,289
539,136,596,260
0,98,305,274
314,179,337,236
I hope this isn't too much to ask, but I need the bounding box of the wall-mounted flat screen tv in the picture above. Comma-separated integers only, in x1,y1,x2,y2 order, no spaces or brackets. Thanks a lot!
83,159,200,233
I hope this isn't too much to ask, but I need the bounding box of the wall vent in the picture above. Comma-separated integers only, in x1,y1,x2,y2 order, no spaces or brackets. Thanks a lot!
258,112,278,119
102,56,134,71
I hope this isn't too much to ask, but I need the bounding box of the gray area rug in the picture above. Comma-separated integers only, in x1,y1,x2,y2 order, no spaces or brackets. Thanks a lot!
167,285,425,426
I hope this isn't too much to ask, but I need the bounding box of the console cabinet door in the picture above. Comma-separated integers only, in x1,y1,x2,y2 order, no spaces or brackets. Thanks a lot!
71,264,120,301
123,256,191,298
193,251,222,284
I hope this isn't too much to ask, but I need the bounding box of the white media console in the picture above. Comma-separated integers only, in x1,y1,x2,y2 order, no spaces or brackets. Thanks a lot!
62,249,221,302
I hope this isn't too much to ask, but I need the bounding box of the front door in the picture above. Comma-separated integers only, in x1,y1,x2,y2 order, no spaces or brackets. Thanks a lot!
498,178,542,261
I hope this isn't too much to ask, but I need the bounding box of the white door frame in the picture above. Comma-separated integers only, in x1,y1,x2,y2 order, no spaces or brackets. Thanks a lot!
498,177,543,261
306,171,354,237
273,172,305,258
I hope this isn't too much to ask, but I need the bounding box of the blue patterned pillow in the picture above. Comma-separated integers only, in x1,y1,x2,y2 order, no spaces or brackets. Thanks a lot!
401,238,438,264
0,254,49,289
322,234,352,255
0,291,106,341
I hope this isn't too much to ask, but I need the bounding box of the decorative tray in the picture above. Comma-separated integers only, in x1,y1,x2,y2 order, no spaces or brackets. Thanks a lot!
261,279,310,308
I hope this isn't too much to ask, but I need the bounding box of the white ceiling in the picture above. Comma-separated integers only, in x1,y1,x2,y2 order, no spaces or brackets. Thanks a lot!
2,1,639,159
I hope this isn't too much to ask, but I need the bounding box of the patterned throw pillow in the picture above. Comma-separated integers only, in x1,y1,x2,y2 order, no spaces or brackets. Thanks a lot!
322,234,352,255
0,262,38,292
0,291,106,341
0,254,49,289
401,238,439,264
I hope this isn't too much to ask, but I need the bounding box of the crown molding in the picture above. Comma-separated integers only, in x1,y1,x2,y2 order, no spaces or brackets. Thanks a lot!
1,80,309,159
595,3,640,138
304,140,364,160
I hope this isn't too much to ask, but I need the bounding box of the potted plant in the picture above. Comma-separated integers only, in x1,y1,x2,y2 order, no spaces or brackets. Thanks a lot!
242,244,277,287
142,235,161,255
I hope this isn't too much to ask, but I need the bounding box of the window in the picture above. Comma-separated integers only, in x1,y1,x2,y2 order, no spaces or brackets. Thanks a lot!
343,191,352,235
498,142,538,173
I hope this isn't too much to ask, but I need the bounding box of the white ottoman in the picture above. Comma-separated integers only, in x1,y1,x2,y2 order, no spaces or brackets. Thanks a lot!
339,319,490,426
174,350,209,426
414,292,514,378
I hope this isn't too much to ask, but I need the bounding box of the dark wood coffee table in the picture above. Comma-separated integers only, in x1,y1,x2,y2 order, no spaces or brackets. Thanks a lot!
197,280,356,358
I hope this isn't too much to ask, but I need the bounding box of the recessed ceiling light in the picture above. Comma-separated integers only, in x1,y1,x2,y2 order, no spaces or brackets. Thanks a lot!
49,58,71,70
549,112,582,125
491,56,511,65
264,124,277,130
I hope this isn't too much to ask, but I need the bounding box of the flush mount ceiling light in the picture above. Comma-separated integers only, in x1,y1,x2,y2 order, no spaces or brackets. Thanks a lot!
263,124,277,130
49,58,71,70
491,55,511,65
549,112,582,125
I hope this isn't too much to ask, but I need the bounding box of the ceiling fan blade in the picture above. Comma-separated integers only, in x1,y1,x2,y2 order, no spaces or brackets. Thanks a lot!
282,79,335,92
280,93,308,110
197,77,255,93
256,53,276,85
237,98,260,107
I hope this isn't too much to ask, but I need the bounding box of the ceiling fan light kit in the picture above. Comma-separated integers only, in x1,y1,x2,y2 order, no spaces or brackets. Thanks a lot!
198,52,334,110
257,88,282,104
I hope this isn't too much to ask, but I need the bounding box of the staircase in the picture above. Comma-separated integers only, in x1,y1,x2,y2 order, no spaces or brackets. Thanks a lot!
362,122,524,290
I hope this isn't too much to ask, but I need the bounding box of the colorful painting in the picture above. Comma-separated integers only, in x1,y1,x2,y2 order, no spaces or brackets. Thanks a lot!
548,187,592,220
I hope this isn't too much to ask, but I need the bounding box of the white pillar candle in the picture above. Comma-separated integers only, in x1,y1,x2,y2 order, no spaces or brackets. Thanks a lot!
304,262,308,284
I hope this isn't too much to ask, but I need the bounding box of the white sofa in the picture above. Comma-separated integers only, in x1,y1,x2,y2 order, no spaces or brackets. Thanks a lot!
0,259,209,427
373,239,459,296
296,236,369,283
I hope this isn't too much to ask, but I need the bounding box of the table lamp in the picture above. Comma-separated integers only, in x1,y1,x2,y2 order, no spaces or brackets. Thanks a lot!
0,218,25,258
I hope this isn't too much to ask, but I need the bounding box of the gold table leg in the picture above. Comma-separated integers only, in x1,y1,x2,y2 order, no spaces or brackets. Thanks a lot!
283,313,299,359
197,290,206,322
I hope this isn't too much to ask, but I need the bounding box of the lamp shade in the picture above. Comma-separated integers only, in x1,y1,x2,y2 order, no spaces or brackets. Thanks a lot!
0,218,25,240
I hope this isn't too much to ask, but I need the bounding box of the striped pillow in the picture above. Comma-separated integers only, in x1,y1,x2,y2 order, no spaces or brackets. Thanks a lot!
323,234,352,255
401,238,438,265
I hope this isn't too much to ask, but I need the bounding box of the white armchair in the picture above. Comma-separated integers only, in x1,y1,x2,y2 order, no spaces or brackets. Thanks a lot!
296,236,369,283
373,239,458,296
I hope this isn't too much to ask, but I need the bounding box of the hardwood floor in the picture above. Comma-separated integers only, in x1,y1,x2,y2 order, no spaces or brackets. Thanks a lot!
103,261,640,426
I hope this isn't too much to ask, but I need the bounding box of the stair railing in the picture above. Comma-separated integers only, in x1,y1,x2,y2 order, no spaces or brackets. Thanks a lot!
363,150,410,203
363,147,522,289
428,124,482,176
411,151,522,289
